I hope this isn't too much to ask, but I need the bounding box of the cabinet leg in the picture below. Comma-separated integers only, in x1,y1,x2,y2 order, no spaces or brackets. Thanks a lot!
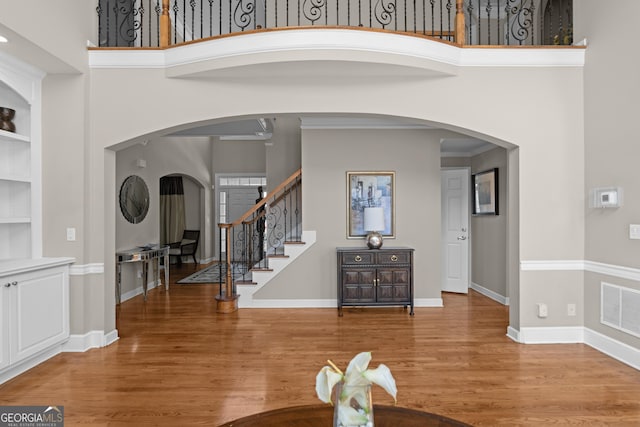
338,307,343,317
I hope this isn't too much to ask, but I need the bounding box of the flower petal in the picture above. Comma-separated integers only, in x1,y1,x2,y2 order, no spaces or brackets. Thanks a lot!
344,352,372,385
315,366,343,404
363,364,397,402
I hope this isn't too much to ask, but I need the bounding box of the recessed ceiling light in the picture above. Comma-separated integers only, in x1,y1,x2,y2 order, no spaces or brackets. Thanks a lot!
0,35,8,43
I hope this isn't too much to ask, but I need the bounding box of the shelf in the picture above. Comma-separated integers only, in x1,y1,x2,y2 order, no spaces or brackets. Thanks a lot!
0,129,30,143
0,218,31,224
0,174,30,183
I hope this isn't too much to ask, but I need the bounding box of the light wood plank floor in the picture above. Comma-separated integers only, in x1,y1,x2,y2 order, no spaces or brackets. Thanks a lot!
2,263,640,426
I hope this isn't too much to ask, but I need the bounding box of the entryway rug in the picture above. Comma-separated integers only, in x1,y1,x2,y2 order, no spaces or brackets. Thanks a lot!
177,263,249,284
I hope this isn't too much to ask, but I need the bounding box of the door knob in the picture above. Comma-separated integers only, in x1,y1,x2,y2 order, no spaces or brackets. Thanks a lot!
457,236,467,240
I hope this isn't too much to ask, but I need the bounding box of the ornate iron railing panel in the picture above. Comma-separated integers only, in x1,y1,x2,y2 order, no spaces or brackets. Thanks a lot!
97,0,572,47
464,0,572,46
97,0,458,46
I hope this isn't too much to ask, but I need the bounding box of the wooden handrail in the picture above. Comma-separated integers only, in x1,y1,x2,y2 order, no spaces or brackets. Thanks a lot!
222,168,302,228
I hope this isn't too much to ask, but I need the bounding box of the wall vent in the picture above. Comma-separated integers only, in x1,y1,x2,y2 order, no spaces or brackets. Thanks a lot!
601,282,640,338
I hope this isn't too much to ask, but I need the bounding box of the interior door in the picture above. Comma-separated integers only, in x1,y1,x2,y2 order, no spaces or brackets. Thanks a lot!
441,169,470,293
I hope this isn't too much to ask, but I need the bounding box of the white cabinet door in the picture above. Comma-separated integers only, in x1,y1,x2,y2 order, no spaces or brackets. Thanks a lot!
11,266,69,363
0,280,9,370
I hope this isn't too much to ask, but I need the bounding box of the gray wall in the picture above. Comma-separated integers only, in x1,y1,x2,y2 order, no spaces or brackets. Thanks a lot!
471,147,508,298
255,128,441,300
577,0,640,347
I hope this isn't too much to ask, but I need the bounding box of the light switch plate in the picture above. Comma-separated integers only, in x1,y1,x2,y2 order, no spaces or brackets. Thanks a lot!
66,227,76,241
630,224,640,240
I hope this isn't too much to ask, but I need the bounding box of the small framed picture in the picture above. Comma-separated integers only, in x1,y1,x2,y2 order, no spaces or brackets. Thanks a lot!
346,171,395,238
472,168,498,215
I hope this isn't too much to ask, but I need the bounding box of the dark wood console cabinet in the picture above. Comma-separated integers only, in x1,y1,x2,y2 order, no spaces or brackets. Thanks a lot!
337,247,414,316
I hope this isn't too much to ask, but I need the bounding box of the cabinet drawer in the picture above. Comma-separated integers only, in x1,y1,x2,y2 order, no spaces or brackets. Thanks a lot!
340,251,375,265
376,251,411,264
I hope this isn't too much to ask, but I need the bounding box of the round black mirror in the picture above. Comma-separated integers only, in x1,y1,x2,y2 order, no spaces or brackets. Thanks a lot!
119,175,149,224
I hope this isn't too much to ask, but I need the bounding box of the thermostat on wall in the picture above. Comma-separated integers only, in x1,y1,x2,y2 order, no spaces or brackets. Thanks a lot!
591,187,623,208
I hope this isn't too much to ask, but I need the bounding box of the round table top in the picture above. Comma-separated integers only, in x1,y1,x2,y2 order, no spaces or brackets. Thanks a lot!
217,404,472,427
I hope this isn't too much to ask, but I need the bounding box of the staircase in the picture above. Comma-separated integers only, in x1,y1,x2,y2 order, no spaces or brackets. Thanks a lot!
236,230,316,308
216,169,312,312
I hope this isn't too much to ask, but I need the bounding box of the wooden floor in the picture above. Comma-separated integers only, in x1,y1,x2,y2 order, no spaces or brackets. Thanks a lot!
2,264,640,426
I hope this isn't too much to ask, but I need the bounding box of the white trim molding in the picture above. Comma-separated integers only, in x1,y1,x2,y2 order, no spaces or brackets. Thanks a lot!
69,263,105,275
507,326,640,371
63,329,120,352
521,259,640,282
470,282,509,306
89,28,585,75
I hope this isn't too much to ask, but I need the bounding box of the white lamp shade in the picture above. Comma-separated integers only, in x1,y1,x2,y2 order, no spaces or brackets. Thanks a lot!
363,207,385,232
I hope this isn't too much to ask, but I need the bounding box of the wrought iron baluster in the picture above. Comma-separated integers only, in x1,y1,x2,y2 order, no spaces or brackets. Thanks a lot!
485,0,491,44
446,0,452,40
422,0,425,35
505,1,510,45
173,0,179,43
303,0,326,25
374,0,396,29
208,0,214,36
413,0,416,32
430,0,435,37
439,0,442,40
234,0,255,31
497,0,501,44
466,1,473,44
476,0,480,44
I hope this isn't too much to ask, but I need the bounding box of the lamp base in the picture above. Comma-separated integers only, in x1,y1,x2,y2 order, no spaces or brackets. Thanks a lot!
365,231,383,249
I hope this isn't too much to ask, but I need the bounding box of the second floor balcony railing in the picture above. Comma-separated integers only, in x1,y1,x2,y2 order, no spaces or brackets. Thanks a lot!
97,0,572,48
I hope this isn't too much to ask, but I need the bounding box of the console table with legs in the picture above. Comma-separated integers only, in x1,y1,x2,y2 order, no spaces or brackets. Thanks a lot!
116,244,169,304
337,247,414,316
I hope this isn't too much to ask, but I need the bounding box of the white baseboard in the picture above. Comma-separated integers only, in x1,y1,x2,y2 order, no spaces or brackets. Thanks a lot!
518,326,584,344
470,282,509,306
415,298,444,307
63,329,120,352
120,279,161,303
584,328,640,371
506,326,520,342
242,298,442,309
507,326,640,371
0,345,64,385
247,299,336,308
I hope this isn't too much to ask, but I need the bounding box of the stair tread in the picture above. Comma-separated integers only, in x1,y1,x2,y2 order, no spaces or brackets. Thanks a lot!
284,241,306,245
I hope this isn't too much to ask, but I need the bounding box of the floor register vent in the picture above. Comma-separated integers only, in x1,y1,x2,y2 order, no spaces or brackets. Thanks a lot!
601,282,640,338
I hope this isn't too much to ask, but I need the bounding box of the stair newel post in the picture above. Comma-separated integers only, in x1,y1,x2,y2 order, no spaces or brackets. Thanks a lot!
455,0,465,45
216,223,239,313
160,0,171,47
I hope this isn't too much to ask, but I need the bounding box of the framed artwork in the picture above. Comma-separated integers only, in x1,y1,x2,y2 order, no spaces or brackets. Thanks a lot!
346,171,395,238
472,168,499,215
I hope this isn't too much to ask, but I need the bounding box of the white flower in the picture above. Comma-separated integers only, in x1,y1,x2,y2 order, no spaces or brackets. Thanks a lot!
315,351,397,405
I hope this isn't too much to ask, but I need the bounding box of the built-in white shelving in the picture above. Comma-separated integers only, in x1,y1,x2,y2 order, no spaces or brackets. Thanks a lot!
0,53,42,261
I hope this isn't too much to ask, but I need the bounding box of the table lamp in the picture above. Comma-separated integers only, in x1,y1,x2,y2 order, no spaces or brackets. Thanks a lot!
363,207,385,249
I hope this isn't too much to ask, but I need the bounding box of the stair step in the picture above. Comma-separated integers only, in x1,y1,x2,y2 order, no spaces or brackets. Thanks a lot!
285,241,306,245
250,268,274,273
236,280,257,285
267,254,290,259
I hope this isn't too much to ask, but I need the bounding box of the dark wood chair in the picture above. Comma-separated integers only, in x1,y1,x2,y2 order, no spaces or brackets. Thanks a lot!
168,229,200,266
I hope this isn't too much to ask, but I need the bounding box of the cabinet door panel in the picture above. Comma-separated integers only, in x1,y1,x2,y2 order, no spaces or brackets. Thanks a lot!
13,267,69,362
377,268,410,302
0,285,8,370
342,269,376,303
